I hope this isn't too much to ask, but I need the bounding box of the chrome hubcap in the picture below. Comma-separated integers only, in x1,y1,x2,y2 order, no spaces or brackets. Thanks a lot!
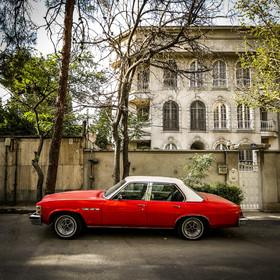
183,219,202,238
56,216,76,237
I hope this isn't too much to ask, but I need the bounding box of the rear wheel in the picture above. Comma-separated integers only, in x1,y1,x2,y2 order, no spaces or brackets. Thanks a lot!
53,213,82,239
178,217,205,240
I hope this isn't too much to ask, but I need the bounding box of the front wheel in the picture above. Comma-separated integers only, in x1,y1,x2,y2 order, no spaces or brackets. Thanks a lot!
178,217,205,240
53,213,82,239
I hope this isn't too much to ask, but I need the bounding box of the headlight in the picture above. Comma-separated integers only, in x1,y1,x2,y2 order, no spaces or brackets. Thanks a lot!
36,206,41,215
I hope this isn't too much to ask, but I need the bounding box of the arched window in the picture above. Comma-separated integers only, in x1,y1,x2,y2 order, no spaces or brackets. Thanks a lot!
213,60,227,88
190,141,205,150
236,62,251,87
215,143,227,150
237,104,251,129
163,60,177,88
190,101,206,131
163,101,179,131
165,143,178,150
190,61,204,88
213,102,228,129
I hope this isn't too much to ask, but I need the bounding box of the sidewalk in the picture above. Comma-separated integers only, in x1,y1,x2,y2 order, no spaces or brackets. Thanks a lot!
0,204,35,214
0,204,280,218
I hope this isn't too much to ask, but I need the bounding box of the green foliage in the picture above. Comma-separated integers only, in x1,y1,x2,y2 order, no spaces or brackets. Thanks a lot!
235,0,280,111
128,112,151,142
90,107,112,150
193,183,244,205
0,102,36,135
183,153,216,188
182,153,244,205
0,49,102,137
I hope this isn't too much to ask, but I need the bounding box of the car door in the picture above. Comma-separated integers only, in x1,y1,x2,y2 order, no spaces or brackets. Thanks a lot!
147,183,185,228
102,182,148,227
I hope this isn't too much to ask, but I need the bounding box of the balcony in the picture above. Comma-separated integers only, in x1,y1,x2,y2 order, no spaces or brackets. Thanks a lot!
237,120,253,131
129,91,150,106
261,120,278,137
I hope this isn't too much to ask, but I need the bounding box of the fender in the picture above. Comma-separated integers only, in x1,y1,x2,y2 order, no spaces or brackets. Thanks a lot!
174,214,211,228
47,208,86,225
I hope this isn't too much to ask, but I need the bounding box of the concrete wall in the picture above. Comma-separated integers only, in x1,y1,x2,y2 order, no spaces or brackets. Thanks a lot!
83,150,239,189
261,151,280,211
0,137,279,211
0,137,84,203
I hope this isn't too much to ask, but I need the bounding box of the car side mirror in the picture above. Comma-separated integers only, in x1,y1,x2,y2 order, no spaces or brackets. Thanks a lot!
116,194,123,201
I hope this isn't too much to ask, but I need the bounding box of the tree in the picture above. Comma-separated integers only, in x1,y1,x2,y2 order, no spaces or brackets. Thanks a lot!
91,0,224,183
0,0,106,195
0,101,36,135
0,0,37,50
0,48,104,200
182,153,216,188
235,0,280,111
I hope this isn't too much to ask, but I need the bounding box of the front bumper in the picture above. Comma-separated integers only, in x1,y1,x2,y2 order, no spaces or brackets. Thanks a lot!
238,217,248,226
29,213,42,226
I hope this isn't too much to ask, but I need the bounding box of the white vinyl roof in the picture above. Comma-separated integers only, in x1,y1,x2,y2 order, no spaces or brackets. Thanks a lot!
125,176,203,202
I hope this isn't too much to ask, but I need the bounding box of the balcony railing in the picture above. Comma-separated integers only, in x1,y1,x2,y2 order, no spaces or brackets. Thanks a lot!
237,120,252,130
213,120,228,130
261,120,277,132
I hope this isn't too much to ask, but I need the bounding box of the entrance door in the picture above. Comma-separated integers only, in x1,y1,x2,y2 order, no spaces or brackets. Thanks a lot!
239,162,262,210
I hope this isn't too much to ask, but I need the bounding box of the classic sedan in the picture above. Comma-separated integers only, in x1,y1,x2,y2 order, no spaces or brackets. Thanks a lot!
30,176,248,240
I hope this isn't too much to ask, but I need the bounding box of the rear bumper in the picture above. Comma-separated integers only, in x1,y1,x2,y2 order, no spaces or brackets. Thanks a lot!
29,212,42,226
238,217,248,226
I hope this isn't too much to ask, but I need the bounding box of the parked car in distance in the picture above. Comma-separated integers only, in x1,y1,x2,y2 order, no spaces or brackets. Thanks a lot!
30,176,248,240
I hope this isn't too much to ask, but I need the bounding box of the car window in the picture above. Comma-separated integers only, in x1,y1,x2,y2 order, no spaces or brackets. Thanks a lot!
115,183,148,200
151,183,184,202
104,179,126,198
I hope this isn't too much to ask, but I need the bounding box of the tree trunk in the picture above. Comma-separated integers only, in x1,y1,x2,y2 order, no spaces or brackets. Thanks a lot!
32,136,44,201
122,94,130,179
45,0,75,195
112,121,121,184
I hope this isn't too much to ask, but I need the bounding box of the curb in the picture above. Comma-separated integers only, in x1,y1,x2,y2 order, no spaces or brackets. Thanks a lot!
0,207,34,214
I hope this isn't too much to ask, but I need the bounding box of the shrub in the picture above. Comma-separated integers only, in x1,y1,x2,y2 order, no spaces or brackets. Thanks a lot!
193,182,244,205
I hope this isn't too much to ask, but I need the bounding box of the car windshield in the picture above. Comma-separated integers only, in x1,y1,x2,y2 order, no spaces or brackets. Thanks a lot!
104,179,126,198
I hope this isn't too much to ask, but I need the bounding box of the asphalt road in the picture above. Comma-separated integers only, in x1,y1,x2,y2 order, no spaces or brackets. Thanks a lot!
0,214,279,280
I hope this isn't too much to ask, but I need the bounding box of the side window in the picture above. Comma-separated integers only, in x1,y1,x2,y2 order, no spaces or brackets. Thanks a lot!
115,183,148,200
151,183,184,202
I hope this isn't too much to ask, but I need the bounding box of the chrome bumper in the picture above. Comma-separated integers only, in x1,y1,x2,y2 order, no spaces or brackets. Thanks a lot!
29,212,42,226
238,217,248,226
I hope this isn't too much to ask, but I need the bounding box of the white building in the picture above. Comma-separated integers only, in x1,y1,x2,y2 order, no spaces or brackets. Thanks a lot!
128,26,279,165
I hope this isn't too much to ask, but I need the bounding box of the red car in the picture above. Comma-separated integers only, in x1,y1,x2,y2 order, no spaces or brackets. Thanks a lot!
30,176,248,240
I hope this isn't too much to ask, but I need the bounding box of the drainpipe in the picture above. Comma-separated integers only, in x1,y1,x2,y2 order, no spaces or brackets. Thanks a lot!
88,159,99,189
13,140,18,206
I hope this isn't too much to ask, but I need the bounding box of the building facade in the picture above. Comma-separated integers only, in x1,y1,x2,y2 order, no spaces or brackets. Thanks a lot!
128,26,279,166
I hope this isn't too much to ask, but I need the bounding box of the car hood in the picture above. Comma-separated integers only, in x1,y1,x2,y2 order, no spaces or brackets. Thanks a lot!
41,190,104,202
199,192,237,206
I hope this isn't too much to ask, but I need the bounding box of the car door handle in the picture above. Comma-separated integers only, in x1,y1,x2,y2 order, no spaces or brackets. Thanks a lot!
137,204,146,207
172,205,181,208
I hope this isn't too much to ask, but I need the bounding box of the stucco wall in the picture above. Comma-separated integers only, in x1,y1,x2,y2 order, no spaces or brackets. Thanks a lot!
0,137,84,203
0,137,279,211
83,150,238,189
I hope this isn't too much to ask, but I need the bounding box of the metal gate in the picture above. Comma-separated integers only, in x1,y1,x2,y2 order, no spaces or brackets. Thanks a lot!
239,163,262,211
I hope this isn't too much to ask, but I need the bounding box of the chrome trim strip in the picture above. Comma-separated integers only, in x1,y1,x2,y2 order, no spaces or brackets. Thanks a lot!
82,208,100,211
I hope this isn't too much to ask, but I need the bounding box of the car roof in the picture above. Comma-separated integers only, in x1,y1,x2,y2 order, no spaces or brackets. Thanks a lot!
124,176,203,202
125,176,183,184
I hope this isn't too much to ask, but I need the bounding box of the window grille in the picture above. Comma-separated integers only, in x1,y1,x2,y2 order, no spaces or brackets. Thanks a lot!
163,101,179,131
